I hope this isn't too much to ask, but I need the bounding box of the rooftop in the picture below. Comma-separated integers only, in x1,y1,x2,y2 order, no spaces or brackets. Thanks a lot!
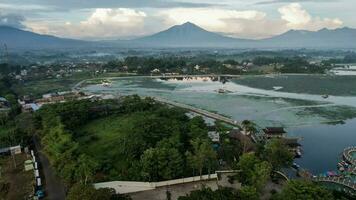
263,127,286,135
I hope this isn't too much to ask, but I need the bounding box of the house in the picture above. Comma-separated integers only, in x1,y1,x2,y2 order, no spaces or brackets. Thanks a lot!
0,97,9,108
228,129,256,153
22,103,41,112
208,131,220,143
281,138,302,157
0,145,21,155
263,127,286,139
151,68,160,73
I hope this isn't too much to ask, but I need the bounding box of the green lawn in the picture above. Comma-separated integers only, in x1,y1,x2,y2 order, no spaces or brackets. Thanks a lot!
76,115,127,156
75,114,141,181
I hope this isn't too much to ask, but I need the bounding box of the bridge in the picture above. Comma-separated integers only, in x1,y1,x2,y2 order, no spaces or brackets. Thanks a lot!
313,176,356,195
152,97,240,127
343,146,356,165
312,146,356,195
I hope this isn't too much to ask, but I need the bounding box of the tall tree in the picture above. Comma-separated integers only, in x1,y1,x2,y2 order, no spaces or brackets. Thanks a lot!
272,180,334,200
263,139,294,170
75,154,99,185
186,138,217,178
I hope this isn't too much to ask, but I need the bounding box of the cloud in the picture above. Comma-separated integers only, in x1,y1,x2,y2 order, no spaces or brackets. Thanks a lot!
256,0,337,5
160,8,267,34
0,12,25,28
26,8,148,39
24,3,344,40
0,0,217,11
278,3,342,30
160,3,343,39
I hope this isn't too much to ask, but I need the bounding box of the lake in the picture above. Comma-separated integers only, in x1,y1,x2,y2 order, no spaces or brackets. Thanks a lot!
81,74,356,174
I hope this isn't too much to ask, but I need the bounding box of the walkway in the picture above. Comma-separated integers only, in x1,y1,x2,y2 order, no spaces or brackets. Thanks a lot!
343,146,356,165
153,97,239,126
313,146,356,195
313,176,356,193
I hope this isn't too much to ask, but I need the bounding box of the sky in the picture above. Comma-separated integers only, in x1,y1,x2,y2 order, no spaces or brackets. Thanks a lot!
0,0,354,40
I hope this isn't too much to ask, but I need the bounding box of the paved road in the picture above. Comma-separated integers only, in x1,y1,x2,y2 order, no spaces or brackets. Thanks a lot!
33,136,66,200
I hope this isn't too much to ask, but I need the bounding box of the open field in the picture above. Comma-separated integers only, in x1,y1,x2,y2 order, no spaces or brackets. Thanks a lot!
0,154,34,200
75,114,130,181
12,72,136,98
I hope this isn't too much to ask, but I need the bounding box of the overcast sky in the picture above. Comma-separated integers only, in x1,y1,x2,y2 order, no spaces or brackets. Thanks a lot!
0,0,354,40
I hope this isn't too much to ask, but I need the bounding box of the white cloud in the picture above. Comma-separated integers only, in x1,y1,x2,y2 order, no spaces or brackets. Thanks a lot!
26,8,147,39
24,3,344,40
160,8,266,32
160,3,343,39
278,3,342,30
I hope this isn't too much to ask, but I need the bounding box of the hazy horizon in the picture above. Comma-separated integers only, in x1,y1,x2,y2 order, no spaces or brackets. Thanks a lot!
0,0,355,40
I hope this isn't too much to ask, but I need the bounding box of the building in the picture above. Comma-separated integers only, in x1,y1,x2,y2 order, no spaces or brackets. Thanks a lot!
228,129,256,153
281,138,302,157
263,127,286,139
22,103,41,113
208,131,220,143
0,97,9,109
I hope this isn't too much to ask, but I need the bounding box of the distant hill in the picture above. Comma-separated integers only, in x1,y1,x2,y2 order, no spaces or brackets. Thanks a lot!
260,27,356,49
130,22,252,48
1,23,356,50
0,26,88,50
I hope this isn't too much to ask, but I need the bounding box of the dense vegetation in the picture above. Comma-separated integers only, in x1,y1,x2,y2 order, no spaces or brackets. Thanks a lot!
36,95,218,184
180,179,351,200
0,69,33,149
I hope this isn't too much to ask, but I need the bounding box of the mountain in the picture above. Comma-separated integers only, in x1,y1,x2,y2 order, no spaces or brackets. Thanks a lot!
0,26,89,50
131,22,252,48
128,23,356,49
1,23,356,50
260,27,356,49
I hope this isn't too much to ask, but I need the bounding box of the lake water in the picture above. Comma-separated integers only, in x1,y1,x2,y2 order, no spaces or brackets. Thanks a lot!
81,75,356,174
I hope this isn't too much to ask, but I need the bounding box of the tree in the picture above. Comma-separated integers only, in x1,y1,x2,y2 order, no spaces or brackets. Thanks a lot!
219,136,242,166
141,138,184,181
178,187,238,200
188,116,209,139
75,154,99,185
238,186,259,200
251,161,272,191
241,120,257,134
66,184,131,200
186,138,217,178
263,139,294,170
272,180,334,200
234,153,272,191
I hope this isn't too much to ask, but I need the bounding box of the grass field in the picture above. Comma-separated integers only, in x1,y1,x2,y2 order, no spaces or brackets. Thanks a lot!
75,114,139,181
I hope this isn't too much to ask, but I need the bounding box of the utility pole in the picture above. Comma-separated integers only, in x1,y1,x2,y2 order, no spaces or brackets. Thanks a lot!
4,44,9,64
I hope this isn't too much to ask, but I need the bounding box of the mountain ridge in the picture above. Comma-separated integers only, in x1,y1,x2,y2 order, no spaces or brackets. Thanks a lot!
1,23,356,49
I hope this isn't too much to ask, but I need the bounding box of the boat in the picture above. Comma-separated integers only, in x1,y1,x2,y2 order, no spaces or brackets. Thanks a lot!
217,88,232,94
322,94,329,99
273,86,283,91
292,162,300,170
101,82,112,87
295,148,302,158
